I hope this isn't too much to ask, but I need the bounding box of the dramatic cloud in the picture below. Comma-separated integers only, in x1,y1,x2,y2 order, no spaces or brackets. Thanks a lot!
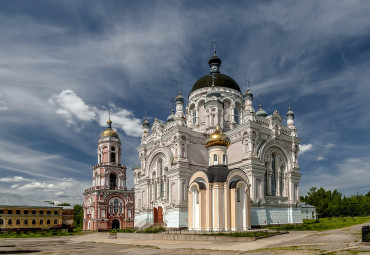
0,176,33,182
316,156,326,161
299,144,313,155
48,89,97,125
49,89,142,137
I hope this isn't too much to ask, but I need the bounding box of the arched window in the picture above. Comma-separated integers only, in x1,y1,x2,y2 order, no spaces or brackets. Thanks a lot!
195,190,199,204
264,162,268,195
47,219,51,225
109,173,117,189
213,154,218,165
222,154,226,165
8,219,12,225
110,152,116,163
32,219,36,225
280,165,284,196
237,188,241,202
40,219,44,225
271,154,276,196
0,219,3,225
114,199,118,213
24,219,29,225
193,110,197,125
54,219,58,224
234,107,239,124
16,219,20,225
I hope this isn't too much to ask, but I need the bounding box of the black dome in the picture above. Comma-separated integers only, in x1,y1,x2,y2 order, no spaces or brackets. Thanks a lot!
191,73,241,93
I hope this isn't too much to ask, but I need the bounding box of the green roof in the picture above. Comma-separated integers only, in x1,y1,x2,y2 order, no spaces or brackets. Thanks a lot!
0,193,61,208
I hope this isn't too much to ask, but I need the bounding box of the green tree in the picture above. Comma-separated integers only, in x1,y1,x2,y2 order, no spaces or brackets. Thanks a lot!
73,204,83,228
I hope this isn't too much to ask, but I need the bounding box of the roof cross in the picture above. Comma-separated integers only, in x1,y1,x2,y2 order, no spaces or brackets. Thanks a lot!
209,73,217,87
212,40,217,55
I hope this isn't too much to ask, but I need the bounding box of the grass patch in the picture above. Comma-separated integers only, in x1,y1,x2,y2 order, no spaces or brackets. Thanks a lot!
138,227,166,233
109,228,135,233
203,231,280,238
265,216,370,231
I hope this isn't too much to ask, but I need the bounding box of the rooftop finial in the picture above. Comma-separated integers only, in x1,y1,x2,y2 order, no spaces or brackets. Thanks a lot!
288,98,292,110
212,40,217,56
107,108,112,128
246,78,250,90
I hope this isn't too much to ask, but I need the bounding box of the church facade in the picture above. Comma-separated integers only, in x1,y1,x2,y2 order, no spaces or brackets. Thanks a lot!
133,49,303,229
83,119,134,231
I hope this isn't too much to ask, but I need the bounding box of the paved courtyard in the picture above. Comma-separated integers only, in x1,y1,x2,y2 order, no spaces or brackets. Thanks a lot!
1,222,369,254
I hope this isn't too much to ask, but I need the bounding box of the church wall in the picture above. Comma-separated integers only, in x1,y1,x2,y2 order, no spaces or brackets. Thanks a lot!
227,141,243,164
251,207,303,226
166,208,187,228
187,144,207,166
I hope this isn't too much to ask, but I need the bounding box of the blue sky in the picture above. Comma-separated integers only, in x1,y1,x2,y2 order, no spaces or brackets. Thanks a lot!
0,0,369,204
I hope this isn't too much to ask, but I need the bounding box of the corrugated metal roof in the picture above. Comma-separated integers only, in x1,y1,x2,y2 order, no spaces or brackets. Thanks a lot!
0,193,61,208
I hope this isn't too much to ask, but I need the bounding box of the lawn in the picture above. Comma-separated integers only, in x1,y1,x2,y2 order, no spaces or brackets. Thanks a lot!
266,216,370,231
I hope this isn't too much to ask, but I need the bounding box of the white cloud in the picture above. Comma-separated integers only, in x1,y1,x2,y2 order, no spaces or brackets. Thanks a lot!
299,144,313,155
0,176,32,182
317,156,326,161
18,182,56,191
49,89,142,137
48,89,97,124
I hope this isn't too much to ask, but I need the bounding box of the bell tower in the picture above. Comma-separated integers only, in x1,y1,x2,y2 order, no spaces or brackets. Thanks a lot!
83,117,135,231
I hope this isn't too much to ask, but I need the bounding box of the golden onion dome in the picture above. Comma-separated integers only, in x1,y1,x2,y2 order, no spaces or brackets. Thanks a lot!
205,125,230,148
100,119,119,138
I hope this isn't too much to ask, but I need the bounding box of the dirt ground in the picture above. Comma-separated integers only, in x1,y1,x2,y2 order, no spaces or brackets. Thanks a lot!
1,222,369,255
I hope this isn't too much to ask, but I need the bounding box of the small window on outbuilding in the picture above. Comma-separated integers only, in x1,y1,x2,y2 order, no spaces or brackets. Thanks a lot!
32,210,36,215
40,219,44,225
24,210,28,215
54,211,58,215
24,219,29,225
39,210,44,215
47,211,51,215
16,210,21,214
32,220,36,225
8,219,12,225
8,210,13,215
16,219,20,225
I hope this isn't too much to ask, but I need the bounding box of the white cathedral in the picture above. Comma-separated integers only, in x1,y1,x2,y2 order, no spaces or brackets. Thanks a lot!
133,49,303,229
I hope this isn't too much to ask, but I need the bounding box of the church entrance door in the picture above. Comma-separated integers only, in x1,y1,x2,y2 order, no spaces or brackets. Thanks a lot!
157,207,163,223
111,219,120,229
153,207,164,223
153,207,158,223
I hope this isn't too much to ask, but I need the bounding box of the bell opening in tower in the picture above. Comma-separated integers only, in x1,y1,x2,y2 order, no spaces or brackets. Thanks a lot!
109,173,117,189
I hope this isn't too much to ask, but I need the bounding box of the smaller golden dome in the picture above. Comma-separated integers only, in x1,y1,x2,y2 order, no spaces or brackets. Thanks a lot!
100,119,119,138
205,126,230,148
100,128,119,138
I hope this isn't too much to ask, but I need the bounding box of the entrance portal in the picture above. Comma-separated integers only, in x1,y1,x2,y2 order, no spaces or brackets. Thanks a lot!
111,219,120,229
153,206,163,223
